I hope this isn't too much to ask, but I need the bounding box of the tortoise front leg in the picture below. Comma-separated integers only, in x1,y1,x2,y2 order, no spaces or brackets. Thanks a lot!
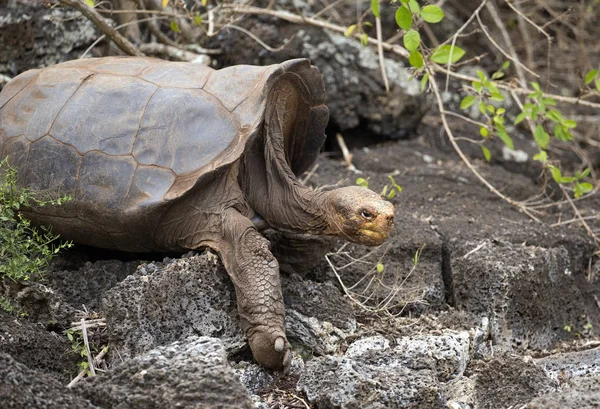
219,208,292,373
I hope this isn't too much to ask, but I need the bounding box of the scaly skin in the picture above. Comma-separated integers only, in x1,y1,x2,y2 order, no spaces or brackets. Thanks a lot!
219,208,292,372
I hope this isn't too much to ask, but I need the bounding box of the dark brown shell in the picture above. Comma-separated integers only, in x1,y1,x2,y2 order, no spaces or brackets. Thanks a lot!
0,57,328,218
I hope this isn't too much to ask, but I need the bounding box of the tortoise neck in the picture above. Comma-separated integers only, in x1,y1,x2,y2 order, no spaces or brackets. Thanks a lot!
240,135,331,234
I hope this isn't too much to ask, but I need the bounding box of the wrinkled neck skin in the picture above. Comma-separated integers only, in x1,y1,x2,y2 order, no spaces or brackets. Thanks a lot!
240,128,336,236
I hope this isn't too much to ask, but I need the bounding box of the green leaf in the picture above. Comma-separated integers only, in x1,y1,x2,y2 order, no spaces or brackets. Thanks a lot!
531,81,541,93
534,124,550,149
356,178,369,188
563,120,577,129
403,29,420,52
496,129,514,150
345,24,357,37
371,0,380,18
395,6,413,30
550,167,562,184
533,150,548,163
481,146,491,162
420,73,429,92
585,69,599,85
194,14,202,26
480,127,489,137
408,0,420,14
84,0,94,6
477,70,487,82
170,21,181,33
409,50,424,68
361,33,369,46
460,95,477,110
430,45,466,64
596,78,600,92
546,109,563,123
490,91,504,102
578,182,594,194
582,168,591,178
420,5,444,23
473,81,483,92
574,184,583,198
478,102,486,115
501,61,511,70
491,71,504,80
376,262,385,273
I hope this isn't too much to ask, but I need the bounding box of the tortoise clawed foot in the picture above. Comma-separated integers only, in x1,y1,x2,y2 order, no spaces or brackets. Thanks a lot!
248,328,292,375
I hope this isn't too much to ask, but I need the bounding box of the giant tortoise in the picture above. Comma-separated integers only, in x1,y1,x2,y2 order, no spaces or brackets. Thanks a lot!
0,57,394,372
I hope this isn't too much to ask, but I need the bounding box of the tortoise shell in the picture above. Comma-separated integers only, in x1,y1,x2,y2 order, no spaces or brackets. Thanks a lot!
0,57,329,251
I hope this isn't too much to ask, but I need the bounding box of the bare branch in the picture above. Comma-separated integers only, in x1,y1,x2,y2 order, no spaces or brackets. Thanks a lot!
373,0,390,93
59,0,144,57
224,5,600,110
427,66,542,221
138,43,211,63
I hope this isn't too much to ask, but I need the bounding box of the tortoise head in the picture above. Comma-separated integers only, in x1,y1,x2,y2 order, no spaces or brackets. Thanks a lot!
325,186,395,246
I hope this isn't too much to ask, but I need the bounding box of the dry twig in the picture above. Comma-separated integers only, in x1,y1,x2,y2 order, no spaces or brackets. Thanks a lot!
138,43,210,62
59,0,144,56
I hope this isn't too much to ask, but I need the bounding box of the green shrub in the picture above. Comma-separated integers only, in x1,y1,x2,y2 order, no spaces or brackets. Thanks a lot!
0,157,73,282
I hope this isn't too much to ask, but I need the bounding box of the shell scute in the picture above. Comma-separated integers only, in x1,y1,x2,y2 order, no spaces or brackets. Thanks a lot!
203,64,280,112
125,165,176,210
133,87,238,175
78,151,137,211
1,68,93,142
87,57,160,76
25,135,82,194
139,62,212,89
0,69,40,110
51,74,157,155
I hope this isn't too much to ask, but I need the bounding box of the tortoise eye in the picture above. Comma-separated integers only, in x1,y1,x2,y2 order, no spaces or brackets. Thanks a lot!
361,210,374,220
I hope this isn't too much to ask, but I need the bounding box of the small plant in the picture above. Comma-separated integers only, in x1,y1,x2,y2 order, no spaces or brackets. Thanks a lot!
0,158,73,282
66,329,93,376
356,175,403,199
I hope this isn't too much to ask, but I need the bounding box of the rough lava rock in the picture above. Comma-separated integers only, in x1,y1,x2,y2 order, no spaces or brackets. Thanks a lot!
0,4,96,77
101,252,246,362
77,336,254,409
0,352,98,409
525,375,600,409
0,311,79,384
298,331,470,408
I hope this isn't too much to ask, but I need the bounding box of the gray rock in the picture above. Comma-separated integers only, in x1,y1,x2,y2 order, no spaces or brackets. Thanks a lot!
297,330,469,408
470,353,555,409
298,354,441,409
536,347,600,380
0,311,80,384
282,275,357,333
0,352,98,409
102,252,246,363
450,239,594,351
232,361,274,395
525,375,600,409
394,331,471,382
0,5,96,77
78,336,254,409
282,277,357,356
48,259,139,313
